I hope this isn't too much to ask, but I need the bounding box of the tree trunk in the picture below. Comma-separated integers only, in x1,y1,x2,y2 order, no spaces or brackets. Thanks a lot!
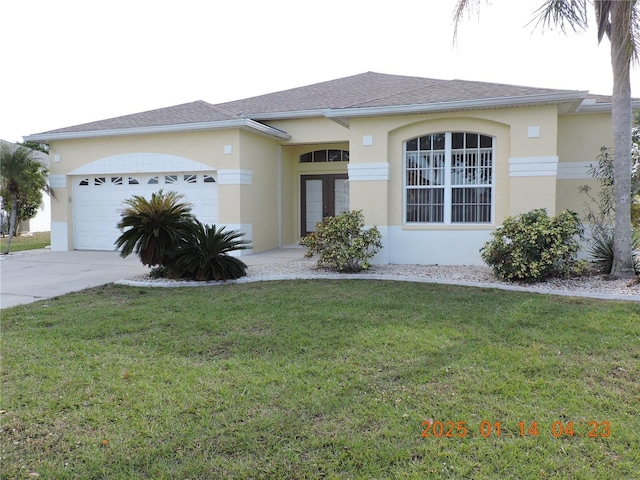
609,3,635,278
3,193,18,254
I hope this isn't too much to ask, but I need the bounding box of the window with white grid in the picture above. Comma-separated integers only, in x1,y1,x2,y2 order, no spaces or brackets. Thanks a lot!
404,132,494,224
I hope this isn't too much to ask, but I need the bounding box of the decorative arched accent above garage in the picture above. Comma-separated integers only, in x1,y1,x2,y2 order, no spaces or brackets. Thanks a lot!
68,152,215,176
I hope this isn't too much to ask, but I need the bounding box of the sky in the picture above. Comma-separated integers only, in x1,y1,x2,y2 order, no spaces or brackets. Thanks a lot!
2,0,638,144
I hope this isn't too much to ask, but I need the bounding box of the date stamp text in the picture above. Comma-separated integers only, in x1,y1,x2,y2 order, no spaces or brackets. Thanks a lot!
420,420,611,438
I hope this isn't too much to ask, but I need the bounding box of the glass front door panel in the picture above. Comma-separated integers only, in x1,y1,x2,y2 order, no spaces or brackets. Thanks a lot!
305,179,323,232
334,178,349,216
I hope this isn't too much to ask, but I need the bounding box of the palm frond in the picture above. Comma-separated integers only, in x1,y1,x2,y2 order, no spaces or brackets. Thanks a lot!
114,190,195,266
531,0,589,34
167,221,251,281
633,0,640,63
594,0,613,42
452,0,482,45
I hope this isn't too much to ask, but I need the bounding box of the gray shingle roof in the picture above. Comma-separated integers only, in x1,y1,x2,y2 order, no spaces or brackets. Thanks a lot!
30,72,596,137
216,72,446,114
219,73,577,115
352,78,576,108
42,100,239,135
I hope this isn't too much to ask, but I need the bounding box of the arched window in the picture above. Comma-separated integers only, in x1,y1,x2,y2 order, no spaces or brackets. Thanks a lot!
300,149,349,163
404,132,494,224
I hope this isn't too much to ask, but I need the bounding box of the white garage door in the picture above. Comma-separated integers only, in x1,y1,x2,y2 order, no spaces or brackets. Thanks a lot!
73,173,218,250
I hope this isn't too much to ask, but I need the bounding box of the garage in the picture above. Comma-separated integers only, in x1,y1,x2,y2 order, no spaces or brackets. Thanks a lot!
73,172,218,250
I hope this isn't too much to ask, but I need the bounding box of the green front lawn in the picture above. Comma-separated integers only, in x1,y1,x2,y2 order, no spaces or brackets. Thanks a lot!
0,231,50,252
2,281,639,479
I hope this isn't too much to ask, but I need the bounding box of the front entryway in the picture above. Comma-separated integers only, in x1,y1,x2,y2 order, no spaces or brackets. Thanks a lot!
300,174,349,237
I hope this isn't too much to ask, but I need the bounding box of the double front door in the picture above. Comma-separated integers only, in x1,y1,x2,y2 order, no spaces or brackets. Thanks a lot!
301,174,349,237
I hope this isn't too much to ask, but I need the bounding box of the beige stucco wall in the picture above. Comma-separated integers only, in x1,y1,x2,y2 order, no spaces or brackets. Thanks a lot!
556,113,613,220
48,130,238,174
557,179,593,215
510,177,558,215
557,113,613,163
233,130,280,252
269,118,349,145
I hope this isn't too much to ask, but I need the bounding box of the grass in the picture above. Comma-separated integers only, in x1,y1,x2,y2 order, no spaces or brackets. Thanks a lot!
0,231,50,252
1,280,639,479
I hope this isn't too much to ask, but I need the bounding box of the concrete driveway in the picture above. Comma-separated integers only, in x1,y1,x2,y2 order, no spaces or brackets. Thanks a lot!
0,249,150,309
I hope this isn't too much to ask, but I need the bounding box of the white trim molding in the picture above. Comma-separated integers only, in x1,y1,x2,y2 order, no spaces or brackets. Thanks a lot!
50,222,69,251
348,163,390,181
25,118,291,142
557,161,593,180
325,91,588,118
509,156,559,177
217,169,253,185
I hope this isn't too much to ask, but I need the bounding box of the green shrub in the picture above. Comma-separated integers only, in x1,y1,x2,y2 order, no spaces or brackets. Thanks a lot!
115,190,195,267
300,210,382,272
480,209,588,282
167,221,251,281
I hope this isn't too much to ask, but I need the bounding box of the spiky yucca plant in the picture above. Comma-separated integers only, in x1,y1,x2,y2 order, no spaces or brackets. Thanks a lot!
115,190,195,267
167,221,251,281
589,229,640,275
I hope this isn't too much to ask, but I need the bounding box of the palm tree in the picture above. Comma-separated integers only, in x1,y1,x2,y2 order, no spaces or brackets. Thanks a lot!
0,144,53,254
115,190,195,267
454,0,639,278
167,221,251,281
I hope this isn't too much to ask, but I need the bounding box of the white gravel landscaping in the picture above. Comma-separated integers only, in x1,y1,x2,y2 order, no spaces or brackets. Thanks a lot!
119,256,640,302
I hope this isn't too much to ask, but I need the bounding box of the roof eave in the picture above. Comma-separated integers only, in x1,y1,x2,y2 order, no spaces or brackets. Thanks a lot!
244,110,351,128
24,118,291,142
323,91,590,118
574,98,640,113
243,109,328,121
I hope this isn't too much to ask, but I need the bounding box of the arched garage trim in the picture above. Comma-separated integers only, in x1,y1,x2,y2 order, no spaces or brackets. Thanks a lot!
69,152,215,175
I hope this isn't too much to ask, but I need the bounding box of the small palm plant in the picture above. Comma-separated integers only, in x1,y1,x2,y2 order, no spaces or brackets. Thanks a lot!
115,190,195,267
167,221,251,281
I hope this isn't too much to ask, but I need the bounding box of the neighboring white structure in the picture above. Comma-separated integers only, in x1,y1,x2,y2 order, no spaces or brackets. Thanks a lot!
0,140,51,234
